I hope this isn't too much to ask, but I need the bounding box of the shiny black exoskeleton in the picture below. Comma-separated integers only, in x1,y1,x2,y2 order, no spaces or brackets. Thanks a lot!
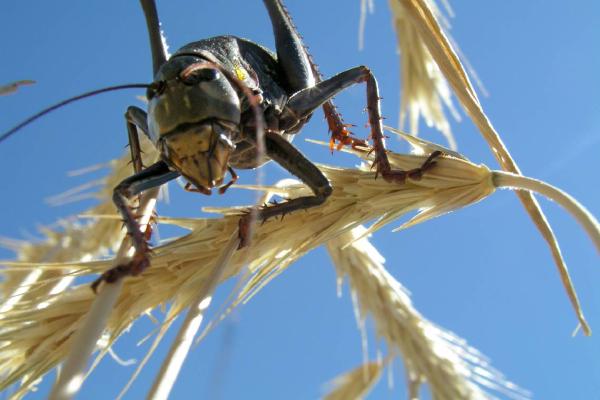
93,0,440,289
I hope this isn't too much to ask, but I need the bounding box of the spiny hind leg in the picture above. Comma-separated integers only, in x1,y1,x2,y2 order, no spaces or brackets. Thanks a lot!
262,0,365,149
281,65,441,181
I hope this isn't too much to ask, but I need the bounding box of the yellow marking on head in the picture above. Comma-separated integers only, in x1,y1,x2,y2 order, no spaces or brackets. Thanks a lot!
234,65,247,81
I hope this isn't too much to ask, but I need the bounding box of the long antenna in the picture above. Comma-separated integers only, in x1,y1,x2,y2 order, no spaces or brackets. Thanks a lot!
0,83,151,144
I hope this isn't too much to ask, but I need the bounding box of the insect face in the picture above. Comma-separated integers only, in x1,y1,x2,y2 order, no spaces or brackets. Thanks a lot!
147,55,241,192
159,120,236,190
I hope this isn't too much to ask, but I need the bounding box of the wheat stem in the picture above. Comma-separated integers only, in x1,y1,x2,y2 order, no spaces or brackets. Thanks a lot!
48,191,159,400
493,171,600,336
48,280,124,400
147,231,240,400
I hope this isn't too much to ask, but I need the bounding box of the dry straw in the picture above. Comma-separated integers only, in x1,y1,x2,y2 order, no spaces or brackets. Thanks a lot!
0,80,35,97
323,360,384,400
0,136,157,309
48,185,160,400
1,129,598,398
385,0,593,336
386,0,460,149
326,225,530,399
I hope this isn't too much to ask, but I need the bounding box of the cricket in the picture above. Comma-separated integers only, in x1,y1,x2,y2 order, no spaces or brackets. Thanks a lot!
1,1,599,399
1,0,440,291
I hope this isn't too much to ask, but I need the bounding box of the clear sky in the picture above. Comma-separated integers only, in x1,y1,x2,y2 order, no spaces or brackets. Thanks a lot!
1,1,599,399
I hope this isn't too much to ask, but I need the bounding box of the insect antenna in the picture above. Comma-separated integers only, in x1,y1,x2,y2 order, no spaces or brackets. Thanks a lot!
0,83,153,144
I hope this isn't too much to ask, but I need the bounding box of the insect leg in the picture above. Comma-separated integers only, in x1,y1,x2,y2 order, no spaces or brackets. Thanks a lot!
139,0,168,76
124,104,163,242
263,0,315,91
238,131,332,247
125,105,150,137
91,161,179,292
281,66,441,181
125,108,146,174
262,0,363,148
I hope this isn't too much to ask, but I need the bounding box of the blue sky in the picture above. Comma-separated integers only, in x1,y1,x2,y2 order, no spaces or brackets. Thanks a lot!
1,1,600,399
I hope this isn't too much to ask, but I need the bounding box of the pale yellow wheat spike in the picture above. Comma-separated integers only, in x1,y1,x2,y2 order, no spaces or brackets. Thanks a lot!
1,136,598,398
0,146,494,397
0,136,158,315
391,0,588,336
387,0,459,149
326,225,530,399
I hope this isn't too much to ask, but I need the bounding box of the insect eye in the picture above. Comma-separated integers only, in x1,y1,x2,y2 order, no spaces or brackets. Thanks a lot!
181,68,220,85
146,81,165,100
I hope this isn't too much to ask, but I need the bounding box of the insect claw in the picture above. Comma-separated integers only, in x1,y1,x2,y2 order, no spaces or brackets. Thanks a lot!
371,156,381,169
90,278,101,294
408,170,422,180
237,216,252,249
90,254,149,293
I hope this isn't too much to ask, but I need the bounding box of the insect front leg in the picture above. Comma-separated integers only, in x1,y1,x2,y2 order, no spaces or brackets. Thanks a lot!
125,105,152,173
280,66,442,182
238,131,332,248
91,160,179,291
92,106,177,292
